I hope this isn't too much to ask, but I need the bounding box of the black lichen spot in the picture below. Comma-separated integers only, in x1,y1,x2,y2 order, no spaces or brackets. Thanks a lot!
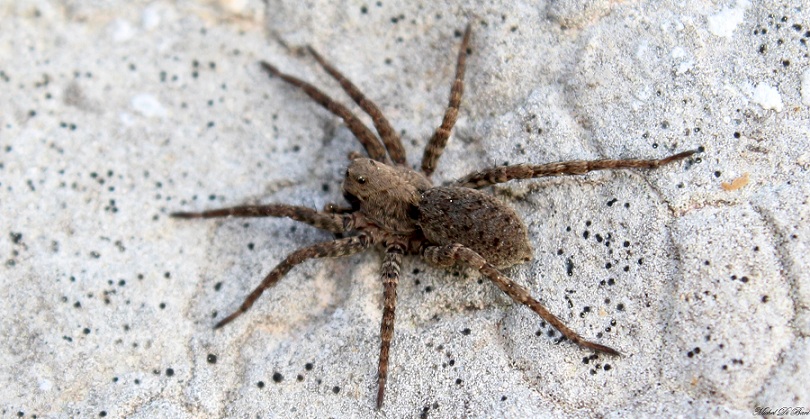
305,362,314,371
257,381,265,388
207,354,217,364
565,257,574,276
165,368,174,377
332,385,341,394
83,327,91,334
583,230,590,239
455,378,463,385
461,328,471,336
272,372,283,382
10,232,22,244
214,282,222,291
99,411,107,417
616,303,625,311
761,295,769,303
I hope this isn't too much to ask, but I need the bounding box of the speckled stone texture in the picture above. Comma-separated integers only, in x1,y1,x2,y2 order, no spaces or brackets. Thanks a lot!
1,0,807,417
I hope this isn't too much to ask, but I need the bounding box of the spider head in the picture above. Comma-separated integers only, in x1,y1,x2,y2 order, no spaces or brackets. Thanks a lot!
342,158,432,233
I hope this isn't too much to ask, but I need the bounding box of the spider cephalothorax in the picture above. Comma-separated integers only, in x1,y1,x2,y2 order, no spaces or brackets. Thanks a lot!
172,24,699,408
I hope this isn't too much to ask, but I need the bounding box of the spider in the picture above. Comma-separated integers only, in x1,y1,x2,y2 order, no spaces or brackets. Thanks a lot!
172,24,699,408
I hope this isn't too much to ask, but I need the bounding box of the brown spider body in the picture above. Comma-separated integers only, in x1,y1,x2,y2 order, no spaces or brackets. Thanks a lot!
344,157,532,268
172,24,700,408
417,186,532,268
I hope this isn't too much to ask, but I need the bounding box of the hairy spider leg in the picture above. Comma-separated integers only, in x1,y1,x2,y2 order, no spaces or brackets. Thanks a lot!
423,244,620,356
214,235,372,329
171,204,348,233
259,61,389,163
376,244,404,409
307,46,407,165
421,23,472,177
457,149,701,188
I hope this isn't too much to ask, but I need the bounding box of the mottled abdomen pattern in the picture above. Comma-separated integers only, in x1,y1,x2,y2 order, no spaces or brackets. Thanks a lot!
418,187,533,268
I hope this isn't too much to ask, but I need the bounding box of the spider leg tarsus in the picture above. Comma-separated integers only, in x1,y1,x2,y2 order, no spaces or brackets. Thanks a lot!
586,342,621,357
170,211,200,219
657,148,700,165
214,313,238,329
259,61,281,77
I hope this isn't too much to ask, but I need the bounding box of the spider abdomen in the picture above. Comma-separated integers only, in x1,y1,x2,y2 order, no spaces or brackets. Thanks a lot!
418,187,533,268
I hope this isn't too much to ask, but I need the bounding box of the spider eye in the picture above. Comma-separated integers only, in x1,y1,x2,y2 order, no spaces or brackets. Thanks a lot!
357,176,367,184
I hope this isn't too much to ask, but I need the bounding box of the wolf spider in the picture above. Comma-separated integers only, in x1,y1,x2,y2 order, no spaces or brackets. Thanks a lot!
172,24,698,408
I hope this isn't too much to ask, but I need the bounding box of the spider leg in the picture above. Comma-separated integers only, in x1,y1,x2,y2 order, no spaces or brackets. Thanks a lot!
423,244,620,356
376,244,404,409
456,149,700,189
420,23,472,177
259,61,389,163
214,235,371,329
307,47,407,166
322,203,355,214
171,204,348,234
